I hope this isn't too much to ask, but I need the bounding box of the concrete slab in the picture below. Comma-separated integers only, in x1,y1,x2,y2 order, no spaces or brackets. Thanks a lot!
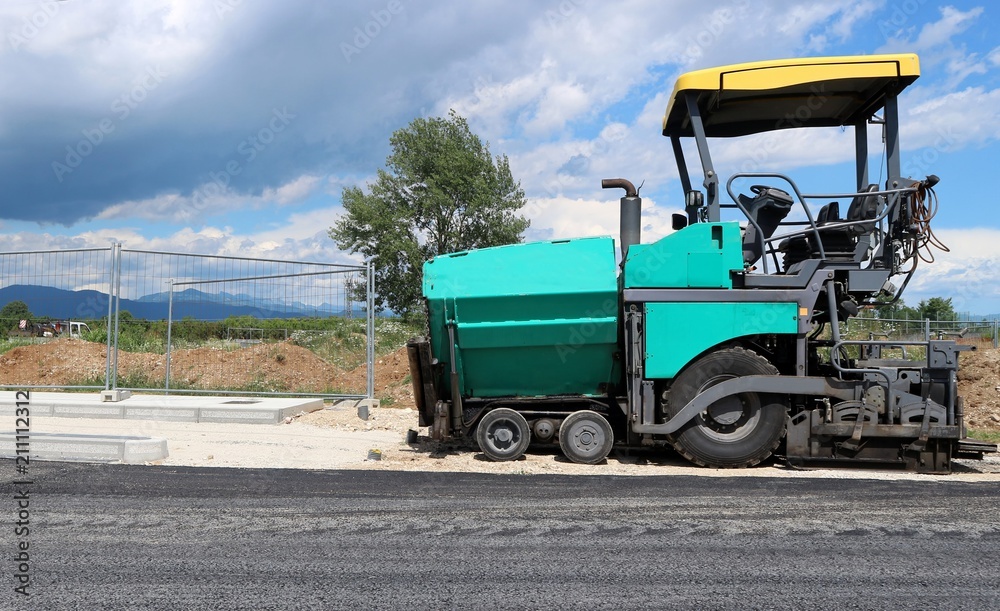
0,431,168,464
0,391,325,424
0,392,375,465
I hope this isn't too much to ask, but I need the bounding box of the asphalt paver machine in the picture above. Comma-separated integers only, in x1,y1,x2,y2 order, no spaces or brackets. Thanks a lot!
408,53,997,471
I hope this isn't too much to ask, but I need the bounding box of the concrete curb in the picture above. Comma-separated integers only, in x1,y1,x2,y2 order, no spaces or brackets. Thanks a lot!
0,432,168,464
331,397,381,420
0,392,327,424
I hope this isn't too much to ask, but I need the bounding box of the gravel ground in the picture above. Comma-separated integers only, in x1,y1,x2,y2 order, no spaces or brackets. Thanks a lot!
29,404,1000,481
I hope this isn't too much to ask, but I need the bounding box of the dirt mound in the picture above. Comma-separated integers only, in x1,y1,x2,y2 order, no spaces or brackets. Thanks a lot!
0,338,415,399
0,339,108,385
158,342,345,393
340,347,415,406
958,346,1000,429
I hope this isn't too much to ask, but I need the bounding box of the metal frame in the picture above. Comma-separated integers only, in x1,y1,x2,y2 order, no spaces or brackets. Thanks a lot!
0,245,376,400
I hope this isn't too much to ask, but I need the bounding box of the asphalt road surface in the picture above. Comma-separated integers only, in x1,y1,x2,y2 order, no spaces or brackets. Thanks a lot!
3,462,999,610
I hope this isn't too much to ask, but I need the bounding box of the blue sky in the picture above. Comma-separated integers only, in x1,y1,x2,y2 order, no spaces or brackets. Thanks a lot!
1,1,999,313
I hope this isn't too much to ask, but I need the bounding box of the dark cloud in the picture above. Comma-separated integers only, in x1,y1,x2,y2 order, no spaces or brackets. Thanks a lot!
0,1,536,225
557,153,590,176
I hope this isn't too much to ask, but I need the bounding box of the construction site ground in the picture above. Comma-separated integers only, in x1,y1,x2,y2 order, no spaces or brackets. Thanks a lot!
3,339,999,479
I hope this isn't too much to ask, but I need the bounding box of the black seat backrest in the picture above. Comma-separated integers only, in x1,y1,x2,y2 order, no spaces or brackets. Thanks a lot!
740,187,793,265
816,201,840,224
779,187,880,270
844,184,880,236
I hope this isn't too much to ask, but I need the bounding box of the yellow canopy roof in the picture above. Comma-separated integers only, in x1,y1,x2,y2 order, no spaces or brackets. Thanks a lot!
663,54,920,138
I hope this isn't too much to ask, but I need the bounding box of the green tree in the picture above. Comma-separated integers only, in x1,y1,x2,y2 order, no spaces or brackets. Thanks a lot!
0,300,32,333
330,110,529,315
917,297,956,322
875,299,918,321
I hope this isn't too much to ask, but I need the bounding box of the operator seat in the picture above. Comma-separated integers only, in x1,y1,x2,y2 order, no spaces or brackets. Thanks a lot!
739,186,794,265
779,184,881,270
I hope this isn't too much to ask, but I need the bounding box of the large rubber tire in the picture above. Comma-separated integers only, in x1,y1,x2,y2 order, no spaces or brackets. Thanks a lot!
476,408,531,462
666,348,787,468
559,410,614,465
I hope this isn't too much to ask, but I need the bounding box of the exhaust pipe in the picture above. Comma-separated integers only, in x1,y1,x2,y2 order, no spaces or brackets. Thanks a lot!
602,178,641,258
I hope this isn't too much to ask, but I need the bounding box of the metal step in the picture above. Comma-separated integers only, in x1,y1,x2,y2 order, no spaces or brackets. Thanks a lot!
956,438,999,458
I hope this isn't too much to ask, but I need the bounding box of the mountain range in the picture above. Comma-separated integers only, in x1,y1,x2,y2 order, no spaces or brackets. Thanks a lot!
0,284,348,321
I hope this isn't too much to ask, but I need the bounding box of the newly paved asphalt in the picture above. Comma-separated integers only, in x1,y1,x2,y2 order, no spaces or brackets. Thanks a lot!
3,462,999,610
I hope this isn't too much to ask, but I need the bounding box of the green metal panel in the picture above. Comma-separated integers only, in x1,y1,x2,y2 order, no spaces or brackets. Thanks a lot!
424,236,620,398
624,222,743,288
644,302,799,379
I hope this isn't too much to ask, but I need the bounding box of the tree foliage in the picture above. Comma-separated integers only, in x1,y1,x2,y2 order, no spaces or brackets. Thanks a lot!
917,297,956,322
874,299,917,321
876,297,957,322
0,300,32,333
329,110,529,315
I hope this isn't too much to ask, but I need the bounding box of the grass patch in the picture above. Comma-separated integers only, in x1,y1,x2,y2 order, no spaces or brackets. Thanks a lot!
289,317,422,369
968,429,1000,443
240,374,289,394
72,371,191,391
0,338,44,355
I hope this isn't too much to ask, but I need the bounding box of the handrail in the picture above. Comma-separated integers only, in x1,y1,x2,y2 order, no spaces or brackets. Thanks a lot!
724,172,918,274
725,172,823,273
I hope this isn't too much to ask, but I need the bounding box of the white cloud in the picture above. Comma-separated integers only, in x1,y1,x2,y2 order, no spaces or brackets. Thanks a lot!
0,0,217,104
989,46,1000,67
912,6,984,50
522,194,678,245
903,86,1000,154
96,173,322,223
1,214,359,269
523,80,591,136
712,128,856,178
828,0,883,40
876,6,990,89
774,3,843,37
260,174,321,206
438,1,875,144
906,228,1000,314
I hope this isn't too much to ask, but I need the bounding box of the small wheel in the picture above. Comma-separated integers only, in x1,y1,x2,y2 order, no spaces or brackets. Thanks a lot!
476,408,530,462
559,410,614,465
667,348,787,468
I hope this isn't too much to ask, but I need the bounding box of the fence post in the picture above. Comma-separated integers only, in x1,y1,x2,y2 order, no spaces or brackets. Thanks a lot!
366,261,375,400
925,318,930,342
165,279,174,393
111,243,123,390
994,319,998,350
104,242,117,391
